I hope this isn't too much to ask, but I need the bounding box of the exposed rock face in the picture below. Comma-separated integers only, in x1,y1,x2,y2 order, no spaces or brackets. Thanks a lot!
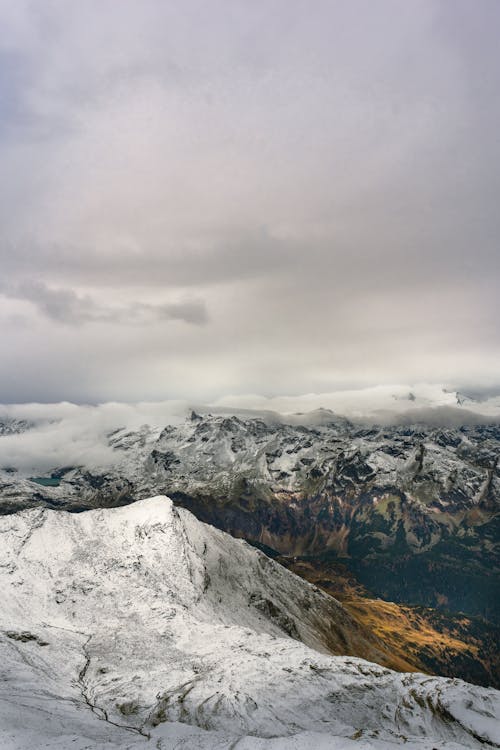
1,496,499,749
2,413,498,622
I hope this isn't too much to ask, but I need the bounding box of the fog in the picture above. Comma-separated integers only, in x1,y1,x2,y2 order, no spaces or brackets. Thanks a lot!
1,385,499,472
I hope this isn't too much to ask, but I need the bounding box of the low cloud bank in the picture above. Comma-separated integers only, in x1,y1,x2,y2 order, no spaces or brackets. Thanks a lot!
211,384,500,421
1,385,499,473
0,401,189,473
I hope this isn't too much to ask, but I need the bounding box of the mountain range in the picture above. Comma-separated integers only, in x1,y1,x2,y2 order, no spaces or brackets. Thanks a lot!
1,407,499,690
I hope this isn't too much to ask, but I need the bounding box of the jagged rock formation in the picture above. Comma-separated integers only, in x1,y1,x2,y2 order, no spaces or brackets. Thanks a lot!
1,496,499,749
1,411,499,686
2,412,498,613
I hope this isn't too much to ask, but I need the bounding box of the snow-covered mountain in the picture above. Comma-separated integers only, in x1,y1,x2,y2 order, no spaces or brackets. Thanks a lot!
1,410,499,684
1,496,499,749
0,418,33,437
1,414,499,596
3,409,499,518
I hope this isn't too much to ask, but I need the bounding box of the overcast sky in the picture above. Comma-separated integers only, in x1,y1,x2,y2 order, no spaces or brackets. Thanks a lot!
1,0,499,404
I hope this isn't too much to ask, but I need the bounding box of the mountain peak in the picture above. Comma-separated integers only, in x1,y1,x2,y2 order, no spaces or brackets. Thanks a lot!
1,497,499,749
112,493,174,520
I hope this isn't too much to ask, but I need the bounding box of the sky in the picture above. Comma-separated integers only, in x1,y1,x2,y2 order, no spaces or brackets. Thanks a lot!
0,0,499,404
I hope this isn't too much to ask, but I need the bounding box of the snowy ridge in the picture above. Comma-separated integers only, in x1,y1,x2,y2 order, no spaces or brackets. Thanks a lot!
0,496,499,749
1,411,498,642
3,410,499,521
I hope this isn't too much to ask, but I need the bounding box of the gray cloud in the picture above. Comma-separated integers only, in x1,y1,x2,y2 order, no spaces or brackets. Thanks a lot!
0,280,208,326
1,0,499,402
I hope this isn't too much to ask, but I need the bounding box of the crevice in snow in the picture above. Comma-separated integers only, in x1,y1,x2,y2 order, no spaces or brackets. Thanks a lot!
77,634,150,740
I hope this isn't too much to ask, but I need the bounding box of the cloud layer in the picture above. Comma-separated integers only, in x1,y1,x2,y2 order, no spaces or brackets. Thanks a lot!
1,1,499,402
2,386,500,472
0,280,208,326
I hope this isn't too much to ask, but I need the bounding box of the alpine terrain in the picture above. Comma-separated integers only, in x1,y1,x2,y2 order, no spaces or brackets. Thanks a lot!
1,495,499,749
1,407,499,688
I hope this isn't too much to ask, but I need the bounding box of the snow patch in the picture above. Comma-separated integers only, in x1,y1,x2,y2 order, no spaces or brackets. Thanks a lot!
0,497,498,749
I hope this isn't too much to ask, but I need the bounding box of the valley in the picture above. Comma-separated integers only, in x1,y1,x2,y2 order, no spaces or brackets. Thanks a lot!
1,496,498,749
1,409,499,691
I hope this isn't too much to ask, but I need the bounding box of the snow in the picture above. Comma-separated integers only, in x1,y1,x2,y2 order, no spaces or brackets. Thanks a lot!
0,496,498,749
2,408,495,525
1,385,500,475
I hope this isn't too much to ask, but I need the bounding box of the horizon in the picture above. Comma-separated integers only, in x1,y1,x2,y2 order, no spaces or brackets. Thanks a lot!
2,382,500,474
1,4,499,745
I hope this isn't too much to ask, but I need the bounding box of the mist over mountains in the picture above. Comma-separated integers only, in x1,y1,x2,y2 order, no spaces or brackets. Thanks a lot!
2,385,500,699
2,1,500,746
2,384,500,473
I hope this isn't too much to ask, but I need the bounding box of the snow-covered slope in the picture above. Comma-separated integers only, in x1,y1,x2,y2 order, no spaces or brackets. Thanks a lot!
0,496,499,749
1,411,499,629
3,410,499,521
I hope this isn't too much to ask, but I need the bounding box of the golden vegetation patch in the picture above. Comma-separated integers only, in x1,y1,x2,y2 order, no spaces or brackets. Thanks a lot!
280,557,499,686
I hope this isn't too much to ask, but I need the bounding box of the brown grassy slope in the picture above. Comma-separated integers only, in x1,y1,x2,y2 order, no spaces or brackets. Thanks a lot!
280,557,500,688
